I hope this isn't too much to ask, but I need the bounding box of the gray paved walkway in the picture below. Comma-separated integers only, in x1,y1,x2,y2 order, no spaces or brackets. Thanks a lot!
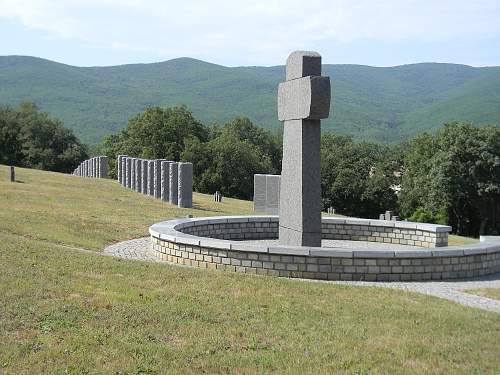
104,237,500,313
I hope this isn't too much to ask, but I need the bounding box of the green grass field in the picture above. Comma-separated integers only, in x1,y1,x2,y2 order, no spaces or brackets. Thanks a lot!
466,288,500,301
1,166,499,374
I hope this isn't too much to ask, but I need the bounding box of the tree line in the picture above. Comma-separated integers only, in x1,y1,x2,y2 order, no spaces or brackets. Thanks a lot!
2,103,498,236
0,103,88,172
101,106,500,236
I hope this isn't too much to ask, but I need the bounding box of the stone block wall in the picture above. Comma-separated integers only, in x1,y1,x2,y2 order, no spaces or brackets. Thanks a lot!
72,156,108,178
149,216,500,282
179,217,449,248
151,237,500,281
116,156,193,208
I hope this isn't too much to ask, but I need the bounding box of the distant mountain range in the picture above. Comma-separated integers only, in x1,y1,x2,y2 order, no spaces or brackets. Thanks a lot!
1,55,499,144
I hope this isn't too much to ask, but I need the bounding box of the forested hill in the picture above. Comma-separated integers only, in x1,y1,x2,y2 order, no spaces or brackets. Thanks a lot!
1,55,499,144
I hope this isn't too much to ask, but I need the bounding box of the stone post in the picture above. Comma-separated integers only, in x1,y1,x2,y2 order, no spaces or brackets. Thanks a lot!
277,51,330,247
99,156,108,178
130,158,137,190
10,166,15,182
147,160,154,196
121,157,127,186
92,158,96,178
97,157,101,178
117,155,125,183
154,159,163,199
178,162,193,208
126,158,132,188
169,162,178,205
161,161,172,202
135,158,142,192
141,159,148,194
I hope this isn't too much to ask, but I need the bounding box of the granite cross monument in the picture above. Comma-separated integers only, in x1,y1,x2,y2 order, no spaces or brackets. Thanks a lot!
277,51,330,247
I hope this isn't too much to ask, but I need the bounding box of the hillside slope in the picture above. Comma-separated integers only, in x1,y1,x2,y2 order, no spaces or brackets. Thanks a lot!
1,56,499,144
1,166,499,373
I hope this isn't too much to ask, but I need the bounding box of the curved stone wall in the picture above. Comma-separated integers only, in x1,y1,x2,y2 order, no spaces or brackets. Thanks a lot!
149,216,500,281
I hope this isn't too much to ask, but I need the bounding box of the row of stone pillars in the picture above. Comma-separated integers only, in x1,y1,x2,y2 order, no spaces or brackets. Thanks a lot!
116,155,193,208
72,156,109,178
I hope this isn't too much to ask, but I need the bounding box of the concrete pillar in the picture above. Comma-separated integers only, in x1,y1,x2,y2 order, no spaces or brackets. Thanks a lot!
169,162,178,205
178,162,193,208
277,51,330,247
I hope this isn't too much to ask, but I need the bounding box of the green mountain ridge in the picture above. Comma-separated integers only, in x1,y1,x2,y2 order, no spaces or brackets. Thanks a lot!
1,55,499,144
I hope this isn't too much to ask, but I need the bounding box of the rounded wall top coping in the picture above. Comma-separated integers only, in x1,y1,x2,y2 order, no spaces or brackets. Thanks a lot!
149,216,499,259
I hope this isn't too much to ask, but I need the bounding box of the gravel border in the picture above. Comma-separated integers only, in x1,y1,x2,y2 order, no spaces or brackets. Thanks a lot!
104,237,500,313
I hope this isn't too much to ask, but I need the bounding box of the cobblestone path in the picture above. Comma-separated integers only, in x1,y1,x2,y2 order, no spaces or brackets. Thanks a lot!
104,237,500,313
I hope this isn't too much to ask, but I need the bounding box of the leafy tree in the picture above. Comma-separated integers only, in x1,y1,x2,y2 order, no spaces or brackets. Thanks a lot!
181,119,275,199
399,123,500,235
102,106,209,178
0,102,88,172
320,134,400,218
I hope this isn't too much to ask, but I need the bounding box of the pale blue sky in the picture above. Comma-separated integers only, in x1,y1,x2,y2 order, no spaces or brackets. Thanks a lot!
1,0,499,67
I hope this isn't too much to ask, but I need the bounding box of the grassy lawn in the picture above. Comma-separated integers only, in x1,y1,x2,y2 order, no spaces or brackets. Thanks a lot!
466,288,500,301
1,166,499,373
0,166,252,251
448,235,479,246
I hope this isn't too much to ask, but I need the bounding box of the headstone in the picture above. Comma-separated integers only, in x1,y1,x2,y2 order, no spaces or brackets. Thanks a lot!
160,161,172,202
135,158,142,192
278,51,330,247
178,162,193,208
126,158,132,188
169,162,178,205
379,213,385,220
147,160,154,196
154,159,163,199
253,174,267,212
141,159,148,194
10,166,15,182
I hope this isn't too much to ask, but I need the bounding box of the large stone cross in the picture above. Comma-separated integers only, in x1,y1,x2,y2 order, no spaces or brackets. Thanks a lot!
277,51,331,247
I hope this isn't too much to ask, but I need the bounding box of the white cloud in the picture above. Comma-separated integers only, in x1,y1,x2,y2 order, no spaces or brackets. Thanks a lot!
0,0,499,65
